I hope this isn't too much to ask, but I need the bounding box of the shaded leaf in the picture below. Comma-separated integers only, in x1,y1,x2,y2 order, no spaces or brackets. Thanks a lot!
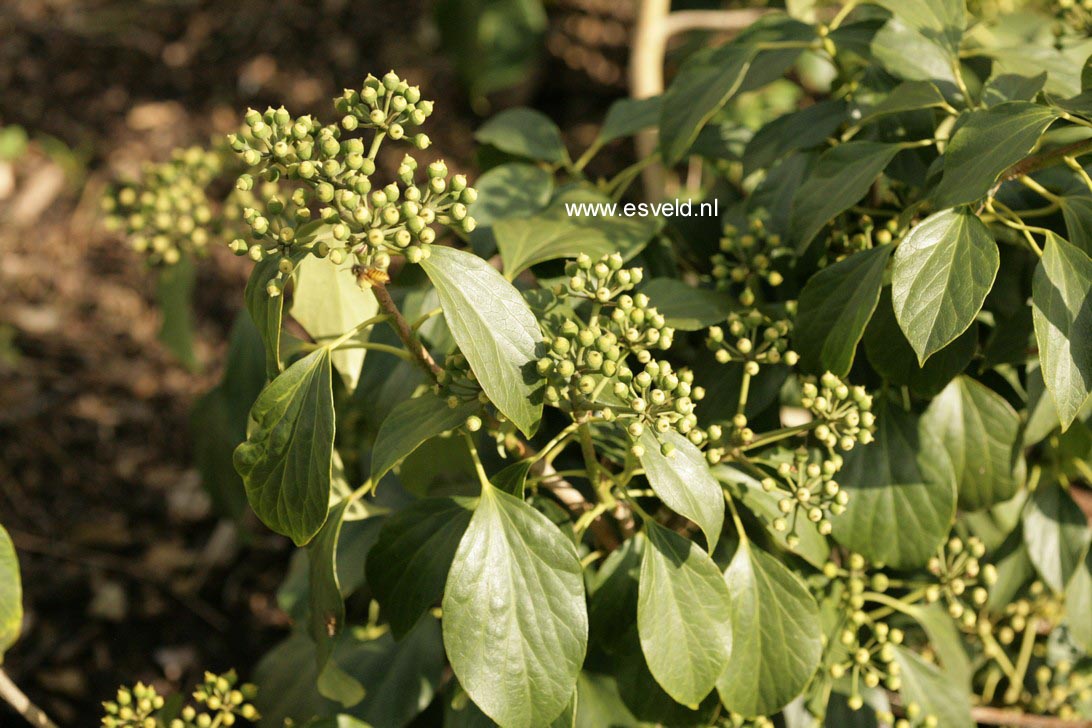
598,96,663,146
371,394,481,483
1064,550,1092,652
156,257,199,371
641,279,733,331
1023,480,1091,592
1060,195,1092,255
744,100,847,174
475,108,566,164
246,253,302,379
982,72,1048,106
856,81,948,125
890,645,974,728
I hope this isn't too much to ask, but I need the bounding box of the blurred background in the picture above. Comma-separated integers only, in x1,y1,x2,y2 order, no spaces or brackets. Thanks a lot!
0,0,748,721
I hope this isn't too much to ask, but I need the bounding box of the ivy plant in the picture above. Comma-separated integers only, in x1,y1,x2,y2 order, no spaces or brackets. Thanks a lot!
98,2,1092,724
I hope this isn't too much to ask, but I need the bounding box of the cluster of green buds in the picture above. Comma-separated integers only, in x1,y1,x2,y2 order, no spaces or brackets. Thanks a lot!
563,252,644,302
706,309,797,374
620,360,704,456
825,214,898,265
1053,0,1092,33
101,146,224,266
801,373,875,451
1026,661,1092,720
434,351,490,431
224,72,476,292
923,535,996,627
710,217,791,305
726,713,776,727
101,682,165,728
101,672,257,728
760,448,848,539
979,582,1055,653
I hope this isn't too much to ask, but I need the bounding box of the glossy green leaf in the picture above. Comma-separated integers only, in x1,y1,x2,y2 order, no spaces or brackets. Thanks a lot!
932,103,1058,208
789,142,900,250
660,44,757,164
420,246,543,437
892,210,998,364
923,377,1023,511
1064,550,1092,652
1023,480,1091,592
716,541,822,717
832,401,957,569
309,500,365,707
0,524,21,658
795,245,892,376
1060,195,1092,255
442,483,587,728
371,393,481,483
864,288,977,397
1031,233,1092,429
637,524,732,708
246,253,301,379
868,0,965,49
598,96,663,146
857,81,948,125
871,17,958,85
234,348,334,546
982,72,1047,106
156,257,198,371
890,645,974,728
640,279,733,331
638,430,724,552
367,497,473,639
292,256,379,392
475,108,566,164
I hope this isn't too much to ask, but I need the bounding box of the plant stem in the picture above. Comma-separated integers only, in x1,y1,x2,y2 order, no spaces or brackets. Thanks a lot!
725,493,748,543
463,431,492,493
370,282,442,381
318,313,390,350
321,341,413,361
736,370,751,416
0,669,58,728
740,421,817,451
1000,136,1092,184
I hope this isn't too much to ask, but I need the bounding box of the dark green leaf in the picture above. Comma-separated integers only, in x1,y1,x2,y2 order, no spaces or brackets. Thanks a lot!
638,430,724,552
982,72,1048,106
932,103,1058,208
292,256,379,392
574,672,638,728
795,245,892,376
1031,233,1092,429
0,524,21,657
434,0,546,98
492,460,533,497
421,246,544,437
743,100,847,174
892,209,999,364
367,497,473,639
789,142,900,250
469,164,552,226
923,377,1024,511
598,96,663,146
641,279,732,331
637,523,732,708
832,401,957,568
234,348,334,546
246,253,301,379
443,483,587,727
898,602,973,690
857,81,949,125
371,394,481,483
475,108,566,164
1064,550,1092,652
890,645,974,728
1061,195,1092,256
156,257,198,371
716,542,822,717
1023,480,1091,592
868,0,965,50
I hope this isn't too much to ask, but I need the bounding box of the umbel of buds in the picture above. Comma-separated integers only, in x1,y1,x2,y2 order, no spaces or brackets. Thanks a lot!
102,671,258,728
707,308,797,375
710,216,792,306
801,372,875,451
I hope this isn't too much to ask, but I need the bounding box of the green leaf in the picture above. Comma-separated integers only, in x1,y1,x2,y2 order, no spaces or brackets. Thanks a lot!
716,541,822,717
640,279,733,331
574,672,638,728
1064,550,1092,652
864,288,977,398
468,163,553,256
890,645,974,728
789,142,901,250
867,0,965,50
898,602,973,690
1060,195,1092,255
0,524,22,658
660,44,757,164
743,100,847,175
367,497,473,639
475,108,566,164
598,96,663,146
637,523,733,708
292,256,379,392
1023,480,1091,592
892,209,999,364
309,500,365,707
434,0,546,98
156,256,199,371
795,245,892,376
832,401,957,569
923,377,1024,511
1031,233,1092,429
492,460,533,498
870,19,958,86
494,191,657,278
857,81,949,126
420,246,544,437
371,394,481,483
638,430,724,552
246,253,300,379
234,348,335,546
932,103,1058,209
442,483,587,728
982,72,1048,107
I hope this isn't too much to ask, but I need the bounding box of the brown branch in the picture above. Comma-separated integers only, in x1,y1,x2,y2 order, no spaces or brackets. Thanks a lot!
1000,137,1092,185
971,706,1092,728
369,281,442,381
0,669,58,728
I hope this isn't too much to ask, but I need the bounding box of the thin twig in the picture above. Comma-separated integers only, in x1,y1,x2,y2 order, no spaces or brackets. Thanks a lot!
0,669,58,728
971,706,1092,728
368,281,441,381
